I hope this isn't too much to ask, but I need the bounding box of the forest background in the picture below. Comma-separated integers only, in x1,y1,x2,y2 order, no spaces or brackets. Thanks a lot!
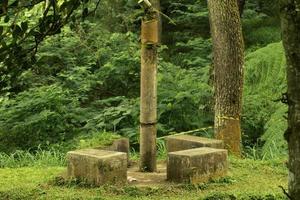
0,0,286,162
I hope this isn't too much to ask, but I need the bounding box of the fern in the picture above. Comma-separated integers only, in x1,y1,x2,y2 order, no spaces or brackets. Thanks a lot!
243,42,287,158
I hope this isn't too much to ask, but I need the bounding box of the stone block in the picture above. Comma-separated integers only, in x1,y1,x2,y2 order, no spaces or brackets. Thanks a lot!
103,138,130,155
94,138,130,166
167,147,228,184
67,149,127,186
165,135,223,152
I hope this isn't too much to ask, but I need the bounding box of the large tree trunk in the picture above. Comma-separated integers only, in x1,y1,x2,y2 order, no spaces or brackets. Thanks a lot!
139,0,160,172
208,0,245,156
280,0,300,198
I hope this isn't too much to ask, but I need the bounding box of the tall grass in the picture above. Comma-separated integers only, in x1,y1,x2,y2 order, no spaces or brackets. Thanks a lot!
0,147,65,168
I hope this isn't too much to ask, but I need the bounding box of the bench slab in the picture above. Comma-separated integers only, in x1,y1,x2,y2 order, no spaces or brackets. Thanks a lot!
67,149,127,186
167,147,228,183
165,135,223,152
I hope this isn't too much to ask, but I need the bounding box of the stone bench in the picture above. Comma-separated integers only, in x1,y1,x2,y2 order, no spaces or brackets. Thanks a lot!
167,147,228,184
165,135,223,152
95,138,130,155
67,149,127,186
95,138,130,165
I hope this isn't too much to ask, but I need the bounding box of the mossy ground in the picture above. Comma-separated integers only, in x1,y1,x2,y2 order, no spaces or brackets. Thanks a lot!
0,157,287,200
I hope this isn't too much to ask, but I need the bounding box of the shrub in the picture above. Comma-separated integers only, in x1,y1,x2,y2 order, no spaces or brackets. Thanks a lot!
0,85,85,152
158,62,213,135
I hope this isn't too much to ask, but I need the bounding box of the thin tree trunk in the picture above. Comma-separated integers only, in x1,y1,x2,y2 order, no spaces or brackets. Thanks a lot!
139,0,160,172
280,0,300,198
237,0,246,16
1,0,8,14
208,0,245,156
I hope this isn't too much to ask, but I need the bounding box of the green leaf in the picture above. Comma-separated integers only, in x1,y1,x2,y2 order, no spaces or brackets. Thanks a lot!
0,26,3,35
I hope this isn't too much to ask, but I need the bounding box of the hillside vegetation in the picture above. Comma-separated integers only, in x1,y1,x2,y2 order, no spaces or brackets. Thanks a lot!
0,1,290,199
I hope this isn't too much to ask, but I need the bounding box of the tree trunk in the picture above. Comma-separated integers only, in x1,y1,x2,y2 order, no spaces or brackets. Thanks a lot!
1,0,8,14
139,0,160,172
208,0,245,156
280,0,300,198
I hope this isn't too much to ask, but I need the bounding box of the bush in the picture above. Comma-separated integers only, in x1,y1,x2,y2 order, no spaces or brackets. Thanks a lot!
158,62,213,135
172,37,212,68
243,17,281,50
0,85,85,152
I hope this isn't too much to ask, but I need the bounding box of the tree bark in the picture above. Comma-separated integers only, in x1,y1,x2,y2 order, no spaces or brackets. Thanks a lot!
139,0,160,172
208,0,245,156
280,0,300,198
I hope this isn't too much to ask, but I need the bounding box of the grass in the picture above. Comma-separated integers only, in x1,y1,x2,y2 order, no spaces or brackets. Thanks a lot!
0,148,65,168
0,132,121,168
0,157,288,200
0,132,288,199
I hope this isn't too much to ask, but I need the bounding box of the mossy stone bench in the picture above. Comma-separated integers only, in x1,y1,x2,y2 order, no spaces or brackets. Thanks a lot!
67,149,127,186
167,147,228,184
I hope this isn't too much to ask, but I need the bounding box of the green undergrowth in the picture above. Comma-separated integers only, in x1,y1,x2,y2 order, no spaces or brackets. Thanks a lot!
243,42,288,159
0,132,121,168
74,131,121,150
0,157,288,200
0,147,65,168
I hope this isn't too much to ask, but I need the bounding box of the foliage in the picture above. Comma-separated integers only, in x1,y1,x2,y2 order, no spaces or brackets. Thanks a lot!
160,0,211,67
0,84,85,152
261,106,288,159
30,24,140,101
158,62,213,134
76,131,121,149
242,42,287,158
0,0,99,95
0,0,288,161
242,17,281,50
0,147,65,168
161,0,210,39
83,97,139,143
0,2,291,199
172,37,212,68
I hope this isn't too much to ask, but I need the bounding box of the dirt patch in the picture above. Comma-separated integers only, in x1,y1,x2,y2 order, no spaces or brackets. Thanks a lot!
127,161,168,187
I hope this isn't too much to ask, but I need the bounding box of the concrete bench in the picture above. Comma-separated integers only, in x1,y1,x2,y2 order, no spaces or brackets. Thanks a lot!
95,138,130,165
165,135,223,152
167,147,228,184
95,138,130,155
67,149,127,186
